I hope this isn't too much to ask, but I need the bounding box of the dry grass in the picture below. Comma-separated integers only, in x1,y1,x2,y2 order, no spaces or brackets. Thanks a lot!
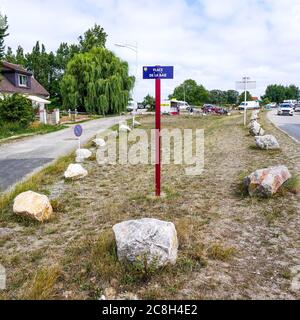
207,243,236,261
24,265,60,300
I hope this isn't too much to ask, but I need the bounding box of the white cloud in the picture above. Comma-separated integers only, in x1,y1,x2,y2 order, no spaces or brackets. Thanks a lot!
1,0,300,100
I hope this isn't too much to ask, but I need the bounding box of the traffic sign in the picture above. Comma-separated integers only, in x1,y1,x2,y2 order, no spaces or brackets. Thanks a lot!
143,66,174,79
74,125,83,137
143,66,174,197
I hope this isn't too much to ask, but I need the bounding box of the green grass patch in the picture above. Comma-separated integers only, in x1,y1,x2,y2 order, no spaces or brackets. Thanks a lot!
0,122,67,142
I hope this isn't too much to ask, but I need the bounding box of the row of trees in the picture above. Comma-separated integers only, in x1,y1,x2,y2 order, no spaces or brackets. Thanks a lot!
4,24,108,106
1,13,134,115
262,84,299,103
168,79,299,106
168,79,243,106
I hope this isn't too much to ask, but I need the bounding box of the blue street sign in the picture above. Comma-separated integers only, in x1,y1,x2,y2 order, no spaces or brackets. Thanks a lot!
143,66,174,79
74,124,83,137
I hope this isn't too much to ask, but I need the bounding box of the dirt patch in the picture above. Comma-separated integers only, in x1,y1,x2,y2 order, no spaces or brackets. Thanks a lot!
0,112,299,300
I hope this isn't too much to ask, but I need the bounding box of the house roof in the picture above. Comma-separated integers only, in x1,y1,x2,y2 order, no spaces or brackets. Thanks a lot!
1,61,32,75
0,61,49,97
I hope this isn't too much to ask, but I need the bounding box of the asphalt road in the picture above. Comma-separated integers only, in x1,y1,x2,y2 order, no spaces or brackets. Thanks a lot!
0,115,127,192
267,109,300,142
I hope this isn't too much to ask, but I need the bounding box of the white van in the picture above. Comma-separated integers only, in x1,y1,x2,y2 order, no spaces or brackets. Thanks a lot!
238,101,260,110
127,101,138,112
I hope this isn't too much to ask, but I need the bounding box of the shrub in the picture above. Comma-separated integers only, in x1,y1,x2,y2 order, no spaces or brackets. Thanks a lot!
0,94,35,127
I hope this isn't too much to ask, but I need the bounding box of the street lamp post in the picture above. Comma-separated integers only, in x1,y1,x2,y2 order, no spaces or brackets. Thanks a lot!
115,42,138,127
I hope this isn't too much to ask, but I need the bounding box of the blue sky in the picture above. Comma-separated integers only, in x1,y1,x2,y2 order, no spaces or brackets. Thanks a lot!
1,0,300,101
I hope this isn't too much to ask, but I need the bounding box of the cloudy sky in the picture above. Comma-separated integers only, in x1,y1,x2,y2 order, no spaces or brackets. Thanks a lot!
1,0,300,100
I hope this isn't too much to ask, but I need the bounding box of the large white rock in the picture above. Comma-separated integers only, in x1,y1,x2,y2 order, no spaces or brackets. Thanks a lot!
113,218,178,268
64,163,88,180
75,148,92,163
119,122,131,132
244,165,291,197
13,191,53,222
108,131,118,138
248,120,264,136
133,119,141,126
251,111,259,121
93,138,106,148
255,135,280,150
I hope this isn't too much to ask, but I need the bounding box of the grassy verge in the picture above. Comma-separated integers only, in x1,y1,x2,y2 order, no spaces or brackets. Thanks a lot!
0,123,67,143
0,112,299,300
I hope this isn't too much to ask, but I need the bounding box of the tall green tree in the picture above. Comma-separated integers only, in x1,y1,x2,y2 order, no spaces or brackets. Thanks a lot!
15,45,26,65
238,91,253,104
142,94,155,110
5,46,15,62
0,12,9,60
262,84,287,103
285,85,299,100
78,24,107,52
169,79,209,105
25,41,51,90
61,47,134,115
262,84,300,103
209,89,227,105
226,90,239,104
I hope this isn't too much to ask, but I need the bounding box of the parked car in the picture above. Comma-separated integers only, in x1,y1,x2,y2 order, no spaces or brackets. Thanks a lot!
202,104,228,115
202,104,214,113
294,104,300,112
266,102,277,109
277,103,294,116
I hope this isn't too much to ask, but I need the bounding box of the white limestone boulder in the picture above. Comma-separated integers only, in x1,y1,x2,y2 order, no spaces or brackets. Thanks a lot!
248,120,264,136
251,111,259,121
93,138,106,148
64,164,88,180
255,135,280,150
113,218,178,268
119,121,131,132
75,148,92,163
13,191,53,222
108,131,118,138
133,120,141,126
244,165,291,197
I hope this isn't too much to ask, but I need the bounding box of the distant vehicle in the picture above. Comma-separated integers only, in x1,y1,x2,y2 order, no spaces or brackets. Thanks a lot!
283,100,297,106
266,102,277,109
127,101,138,112
293,103,300,112
177,101,190,110
160,100,181,115
238,101,260,110
202,104,214,113
277,103,294,116
202,104,227,115
137,103,144,109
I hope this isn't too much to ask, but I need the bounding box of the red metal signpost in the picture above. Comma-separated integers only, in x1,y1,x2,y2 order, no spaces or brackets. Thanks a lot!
155,78,161,196
143,66,174,197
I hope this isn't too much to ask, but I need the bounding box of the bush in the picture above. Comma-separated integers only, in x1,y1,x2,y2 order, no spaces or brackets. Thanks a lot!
0,94,35,127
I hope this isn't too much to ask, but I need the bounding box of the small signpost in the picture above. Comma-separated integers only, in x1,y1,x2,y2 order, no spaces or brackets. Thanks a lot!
143,66,174,197
74,124,83,149
236,77,256,126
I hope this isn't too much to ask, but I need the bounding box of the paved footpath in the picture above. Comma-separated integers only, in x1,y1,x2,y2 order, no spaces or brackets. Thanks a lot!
267,109,300,143
0,115,127,192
